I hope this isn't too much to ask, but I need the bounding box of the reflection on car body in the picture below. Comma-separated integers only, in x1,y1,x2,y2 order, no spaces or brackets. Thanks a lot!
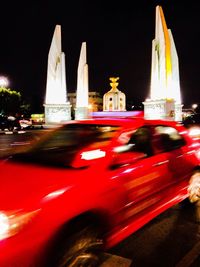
0,117,200,266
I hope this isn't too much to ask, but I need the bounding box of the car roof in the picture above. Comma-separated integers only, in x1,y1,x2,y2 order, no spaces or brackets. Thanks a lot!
62,117,182,130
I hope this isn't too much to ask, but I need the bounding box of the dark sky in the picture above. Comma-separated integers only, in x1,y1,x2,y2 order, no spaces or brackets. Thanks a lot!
0,0,199,112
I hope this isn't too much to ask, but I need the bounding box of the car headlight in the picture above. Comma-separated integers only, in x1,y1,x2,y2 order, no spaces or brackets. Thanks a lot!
0,209,40,241
0,213,9,239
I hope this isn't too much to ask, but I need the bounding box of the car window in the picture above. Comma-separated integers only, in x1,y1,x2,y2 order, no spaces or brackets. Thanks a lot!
154,125,186,152
128,127,153,156
37,124,119,149
11,124,120,167
115,127,153,157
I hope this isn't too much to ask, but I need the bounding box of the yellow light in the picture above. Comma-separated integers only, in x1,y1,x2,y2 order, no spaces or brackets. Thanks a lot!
159,6,172,85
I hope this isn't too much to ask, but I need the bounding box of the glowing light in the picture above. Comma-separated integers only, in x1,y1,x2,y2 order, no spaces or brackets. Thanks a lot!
188,127,200,138
0,76,9,87
0,213,9,239
91,111,144,118
114,144,134,153
190,143,200,149
81,149,106,160
43,187,72,201
123,167,135,174
0,210,40,240
192,104,198,109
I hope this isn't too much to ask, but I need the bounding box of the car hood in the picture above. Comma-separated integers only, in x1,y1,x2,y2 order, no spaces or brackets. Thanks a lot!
0,159,79,209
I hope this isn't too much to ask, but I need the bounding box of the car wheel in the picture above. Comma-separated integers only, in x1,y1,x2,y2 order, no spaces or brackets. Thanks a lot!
51,223,104,267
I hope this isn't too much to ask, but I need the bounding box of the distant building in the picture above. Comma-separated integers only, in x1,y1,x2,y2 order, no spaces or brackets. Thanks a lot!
103,77,126,111
67,92,103,116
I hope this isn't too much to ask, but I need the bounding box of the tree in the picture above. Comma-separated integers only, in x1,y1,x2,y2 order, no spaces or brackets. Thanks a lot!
0,87,21,115
20,102,31,117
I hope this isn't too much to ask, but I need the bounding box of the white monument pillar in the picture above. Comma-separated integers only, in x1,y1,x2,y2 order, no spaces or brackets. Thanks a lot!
44,25,71,124
75,42,90,120
143,6,182,121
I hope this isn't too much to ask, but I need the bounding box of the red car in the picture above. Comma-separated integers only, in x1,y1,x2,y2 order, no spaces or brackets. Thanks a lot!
0,117,200,266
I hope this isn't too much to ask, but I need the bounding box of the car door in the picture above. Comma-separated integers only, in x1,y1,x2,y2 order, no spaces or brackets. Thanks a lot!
109,126,174,222
153,125,197,182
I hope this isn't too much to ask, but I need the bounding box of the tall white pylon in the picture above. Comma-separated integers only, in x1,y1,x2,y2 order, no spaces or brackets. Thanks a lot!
75,42,89,120
143,6,182,121
44,25,71,124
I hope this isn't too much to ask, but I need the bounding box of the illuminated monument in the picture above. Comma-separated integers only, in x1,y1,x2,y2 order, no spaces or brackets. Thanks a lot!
143,6,182,121
44,25,71,124
75,42,89,120
103,77,126,111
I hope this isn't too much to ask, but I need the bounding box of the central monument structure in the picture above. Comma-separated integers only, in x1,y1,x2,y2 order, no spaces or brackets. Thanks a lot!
143,6,182,121
44,25,71,124
103,77,126,111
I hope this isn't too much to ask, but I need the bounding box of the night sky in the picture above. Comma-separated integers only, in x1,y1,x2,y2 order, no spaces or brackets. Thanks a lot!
0,1,199,112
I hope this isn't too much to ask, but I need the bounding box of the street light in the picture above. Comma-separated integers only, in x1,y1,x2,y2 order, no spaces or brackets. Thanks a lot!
0,76,9,88
192,104,198,110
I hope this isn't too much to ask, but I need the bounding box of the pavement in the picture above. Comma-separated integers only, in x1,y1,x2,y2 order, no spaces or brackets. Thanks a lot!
175,240,200,267
100,253,132,267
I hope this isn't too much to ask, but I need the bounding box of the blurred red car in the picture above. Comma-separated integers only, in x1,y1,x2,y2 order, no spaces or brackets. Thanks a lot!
0,117,200,266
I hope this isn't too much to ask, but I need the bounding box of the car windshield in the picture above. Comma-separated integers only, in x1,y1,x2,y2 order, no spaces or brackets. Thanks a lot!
11,123,120,167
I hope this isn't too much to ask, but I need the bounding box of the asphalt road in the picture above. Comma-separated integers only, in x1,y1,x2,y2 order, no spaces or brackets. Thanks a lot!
1,128,200,267
108,202,200,267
